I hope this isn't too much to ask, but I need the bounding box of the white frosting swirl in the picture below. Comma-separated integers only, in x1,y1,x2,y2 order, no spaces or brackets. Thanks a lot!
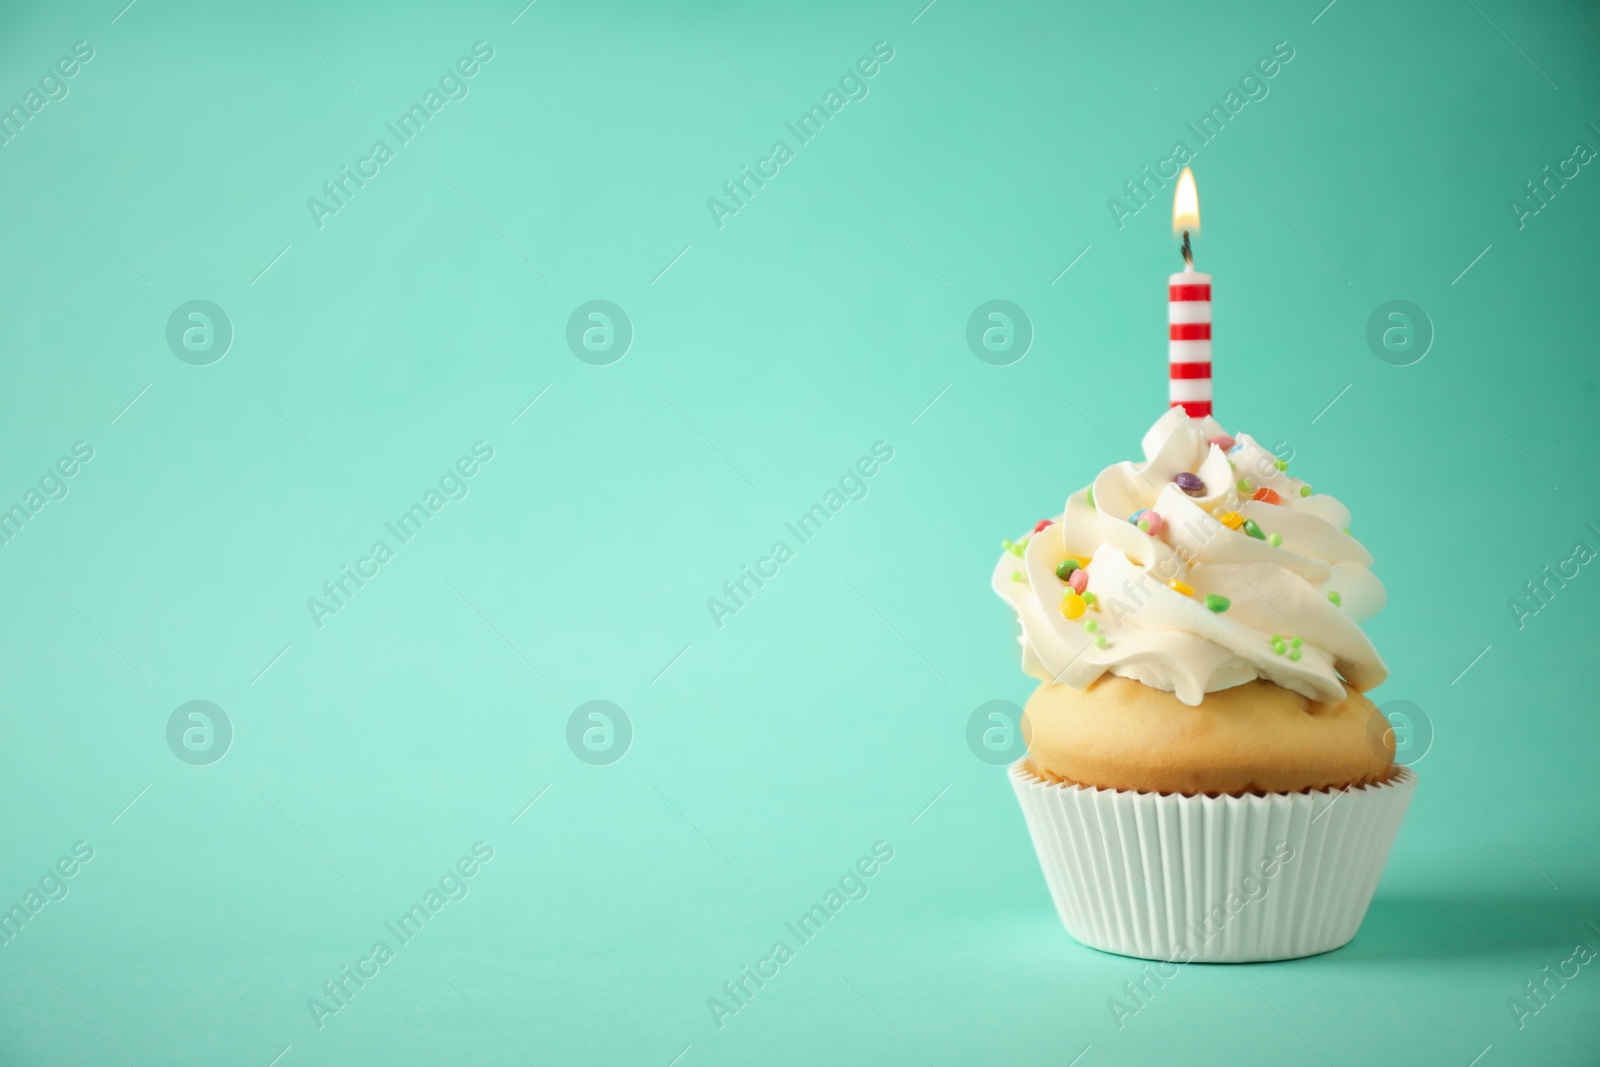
992,408,1386,705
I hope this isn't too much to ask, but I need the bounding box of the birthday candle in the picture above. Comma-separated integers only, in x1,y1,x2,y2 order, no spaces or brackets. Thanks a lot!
1169,168,1211,419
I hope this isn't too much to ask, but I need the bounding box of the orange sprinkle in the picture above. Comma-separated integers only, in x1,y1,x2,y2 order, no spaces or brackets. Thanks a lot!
1253,487,1282,505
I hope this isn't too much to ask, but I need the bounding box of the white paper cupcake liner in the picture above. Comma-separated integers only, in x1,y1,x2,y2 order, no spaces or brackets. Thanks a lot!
1010,762,1416,962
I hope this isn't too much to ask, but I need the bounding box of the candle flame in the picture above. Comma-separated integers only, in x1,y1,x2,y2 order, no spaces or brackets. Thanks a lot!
1172,167,1199,236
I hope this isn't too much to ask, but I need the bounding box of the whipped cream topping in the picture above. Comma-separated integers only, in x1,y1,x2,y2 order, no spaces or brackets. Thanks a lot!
992,408,1386,705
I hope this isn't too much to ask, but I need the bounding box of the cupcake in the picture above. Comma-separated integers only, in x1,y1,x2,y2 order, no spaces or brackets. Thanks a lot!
994,408,1414,962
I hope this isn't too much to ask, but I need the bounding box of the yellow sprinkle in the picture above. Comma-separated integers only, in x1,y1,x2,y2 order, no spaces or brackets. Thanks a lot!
1070,556,1091,569
1219,512,1244,530
1167,579,1195,597
1061,592,1086,619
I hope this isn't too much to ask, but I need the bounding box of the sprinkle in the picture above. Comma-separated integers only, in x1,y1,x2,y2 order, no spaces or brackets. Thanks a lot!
1083,619,1099,633
1055,559,1081,581
1094,635,1108,649
1167,579,1195,596
1085,487,1095,508
1252,487,1281,505
1009,538,1028,557
1290,636,1303,648
1328,590,1342,607
1219,511,1245,530
1275,459,1289,471
1033,518,1054,533
1204,594,1230,612
1001,539,1013,551
1082,591,1098,607
1208,434,1236,451
1243,519,1266,540
1267,532,1283,547
1270,635,1287,654
1288,649,1302,661
1135,510,1165,535
1174,472,1205,496
1067,568,1089,594
1061,592,1086,619
1010,572,1024,582
1300,485,1312,497
1238,478,1253,494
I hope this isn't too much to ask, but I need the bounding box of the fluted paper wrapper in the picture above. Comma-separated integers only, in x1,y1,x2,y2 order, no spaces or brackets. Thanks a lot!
1010,763,1416,962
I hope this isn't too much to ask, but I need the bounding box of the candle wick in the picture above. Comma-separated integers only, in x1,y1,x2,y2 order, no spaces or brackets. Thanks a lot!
1181,230,1193,271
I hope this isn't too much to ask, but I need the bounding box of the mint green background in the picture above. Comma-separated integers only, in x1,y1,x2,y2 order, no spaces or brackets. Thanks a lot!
2,1,1598,1064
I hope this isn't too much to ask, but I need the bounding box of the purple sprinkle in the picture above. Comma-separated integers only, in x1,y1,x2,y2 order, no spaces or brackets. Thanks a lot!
1173,472,1205,496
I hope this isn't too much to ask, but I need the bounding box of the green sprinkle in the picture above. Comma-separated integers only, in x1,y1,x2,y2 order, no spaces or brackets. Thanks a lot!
1238,478,1253,494
1083,620,1099,633
1300,485,1312,497
1290,636,1303,648
1010,571,1024,582
1082,591,1098,606
1204,594,1231,613
1094,635,1108,649
1270,634,1287,655
1056,559,1081,581
1085,486,1095,508
1343,527,1351,535
1275,459,1289,471
1243,519,1266,540
1328,590,1342,607
1267,532,1283,547
1289,649,1302,662
1009,538,1028,558
1002,539,1013,551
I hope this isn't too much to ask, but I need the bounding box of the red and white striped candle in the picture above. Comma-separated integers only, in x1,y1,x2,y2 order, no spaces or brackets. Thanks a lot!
1168,270,1211,418
1168,167,1210,419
